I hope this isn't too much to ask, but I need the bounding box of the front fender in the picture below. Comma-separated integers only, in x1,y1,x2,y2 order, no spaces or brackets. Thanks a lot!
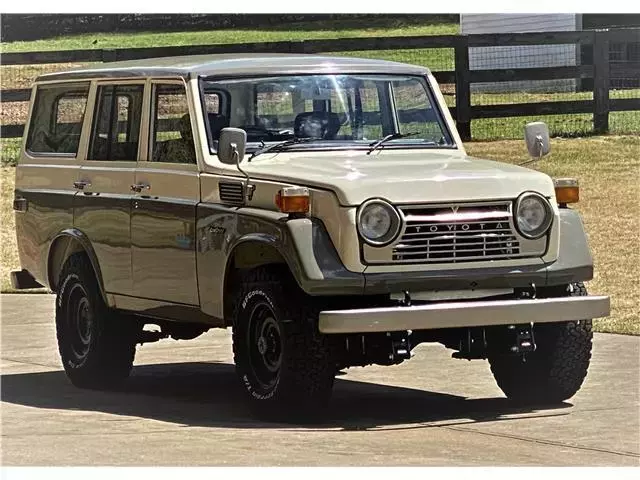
545,208,594,285
196,204,364,320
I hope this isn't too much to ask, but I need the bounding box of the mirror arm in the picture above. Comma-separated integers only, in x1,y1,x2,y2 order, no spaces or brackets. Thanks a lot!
232,144,256,202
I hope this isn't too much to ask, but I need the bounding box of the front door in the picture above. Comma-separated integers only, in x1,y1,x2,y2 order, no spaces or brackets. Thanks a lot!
74,81,145,295
131,81,200,305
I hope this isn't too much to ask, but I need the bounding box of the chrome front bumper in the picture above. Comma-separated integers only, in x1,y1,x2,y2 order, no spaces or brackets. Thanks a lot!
318,295,610,334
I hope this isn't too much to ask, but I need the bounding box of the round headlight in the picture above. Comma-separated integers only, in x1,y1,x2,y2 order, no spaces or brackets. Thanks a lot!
357,199,402,246
515,192,553,239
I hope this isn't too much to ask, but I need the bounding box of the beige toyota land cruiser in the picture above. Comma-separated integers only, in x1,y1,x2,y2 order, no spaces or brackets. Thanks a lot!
12,54,610,419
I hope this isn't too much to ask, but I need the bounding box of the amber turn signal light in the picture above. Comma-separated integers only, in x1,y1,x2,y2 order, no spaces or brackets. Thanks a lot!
275,186,310,214
554,178,579,204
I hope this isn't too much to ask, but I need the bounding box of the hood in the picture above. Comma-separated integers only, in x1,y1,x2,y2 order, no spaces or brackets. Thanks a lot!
242,149,555,206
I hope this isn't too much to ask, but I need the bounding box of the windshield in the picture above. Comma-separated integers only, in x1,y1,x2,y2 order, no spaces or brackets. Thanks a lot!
200,74,454,153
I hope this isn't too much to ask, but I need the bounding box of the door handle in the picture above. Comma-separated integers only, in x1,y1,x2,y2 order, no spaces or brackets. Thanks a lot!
73,181,91,190
131,183,150,193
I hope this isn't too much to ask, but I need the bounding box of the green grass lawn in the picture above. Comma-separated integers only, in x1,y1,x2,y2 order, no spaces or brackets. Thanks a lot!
1,19,638,159
1,19,458,53
2,136,639,335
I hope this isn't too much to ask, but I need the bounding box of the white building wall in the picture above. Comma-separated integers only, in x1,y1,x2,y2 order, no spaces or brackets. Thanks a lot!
461,14,581,93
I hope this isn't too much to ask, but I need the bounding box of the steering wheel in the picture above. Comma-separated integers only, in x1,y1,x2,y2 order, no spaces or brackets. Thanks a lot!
240,125,294,139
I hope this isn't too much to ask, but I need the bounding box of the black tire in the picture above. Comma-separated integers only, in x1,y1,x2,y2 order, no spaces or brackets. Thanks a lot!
56,253,140,389
488,283,593,404
231,266,335,421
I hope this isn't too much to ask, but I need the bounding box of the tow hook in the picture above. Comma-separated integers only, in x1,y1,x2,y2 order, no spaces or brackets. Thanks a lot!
400,291,411,306
387,331,412,362
509,324,536,354
137,330,169,345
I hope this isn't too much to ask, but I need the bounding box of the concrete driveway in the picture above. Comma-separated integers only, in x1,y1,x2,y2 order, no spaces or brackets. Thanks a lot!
1,294,638,466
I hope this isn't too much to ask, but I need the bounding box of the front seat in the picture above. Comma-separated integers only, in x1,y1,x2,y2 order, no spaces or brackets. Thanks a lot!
294,112,341,139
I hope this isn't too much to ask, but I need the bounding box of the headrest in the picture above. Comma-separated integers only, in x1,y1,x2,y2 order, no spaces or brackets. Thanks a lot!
294,111,341,139
179,113,192,140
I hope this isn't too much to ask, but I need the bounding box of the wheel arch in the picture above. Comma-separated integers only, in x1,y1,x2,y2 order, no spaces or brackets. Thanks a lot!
222,235,299,325
47,229,107,304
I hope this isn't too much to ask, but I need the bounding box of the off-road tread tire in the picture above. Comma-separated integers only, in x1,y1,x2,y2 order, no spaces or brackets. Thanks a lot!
231,265,335,421
489,283,592,404
56,253,138,389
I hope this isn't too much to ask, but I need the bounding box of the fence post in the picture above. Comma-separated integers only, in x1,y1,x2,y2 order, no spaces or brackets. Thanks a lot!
454,35,471,141
593,29,610,134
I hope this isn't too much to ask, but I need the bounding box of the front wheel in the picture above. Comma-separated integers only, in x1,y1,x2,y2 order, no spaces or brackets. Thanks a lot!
231,266,336,421
488,283,593,404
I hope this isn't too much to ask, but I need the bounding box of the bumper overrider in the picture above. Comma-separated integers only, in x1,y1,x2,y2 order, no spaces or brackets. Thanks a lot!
319,295,610,334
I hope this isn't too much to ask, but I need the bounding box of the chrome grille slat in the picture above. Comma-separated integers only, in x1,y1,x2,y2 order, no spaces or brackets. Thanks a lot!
392,253,527,263
397,240,517,250
402,229,511,238
404,211,511,222
404,221,511,228
392,202,522,264
396,245,518,255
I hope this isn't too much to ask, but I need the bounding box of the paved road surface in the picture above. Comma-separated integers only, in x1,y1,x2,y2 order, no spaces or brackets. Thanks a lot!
1,294,638,466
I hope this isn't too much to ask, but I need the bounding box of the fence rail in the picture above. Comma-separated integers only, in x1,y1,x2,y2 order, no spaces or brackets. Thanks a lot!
1,28,639,143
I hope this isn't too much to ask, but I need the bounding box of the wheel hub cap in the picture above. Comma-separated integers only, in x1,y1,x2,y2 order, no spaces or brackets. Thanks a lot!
257,336,267,355
247,304,283,389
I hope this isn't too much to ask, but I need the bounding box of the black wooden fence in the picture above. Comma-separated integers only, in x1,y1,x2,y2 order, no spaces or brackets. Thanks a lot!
2,28,639,142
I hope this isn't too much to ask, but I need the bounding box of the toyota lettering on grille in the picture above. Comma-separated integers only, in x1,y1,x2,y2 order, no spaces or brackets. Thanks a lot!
413,222,508,233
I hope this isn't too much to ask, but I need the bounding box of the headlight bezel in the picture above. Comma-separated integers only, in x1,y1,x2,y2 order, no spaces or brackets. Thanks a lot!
514,191,553,240
356,198,403,247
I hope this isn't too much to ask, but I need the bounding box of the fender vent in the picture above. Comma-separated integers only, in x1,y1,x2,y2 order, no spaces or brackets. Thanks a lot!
218,182,245,206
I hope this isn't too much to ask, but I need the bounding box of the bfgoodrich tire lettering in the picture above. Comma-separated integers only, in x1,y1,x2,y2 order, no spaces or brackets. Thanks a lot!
56,253,140,388
488,283,593,403
232,266,335,420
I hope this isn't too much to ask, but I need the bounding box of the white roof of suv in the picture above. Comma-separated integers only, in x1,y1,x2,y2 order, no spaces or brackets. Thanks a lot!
36,53,431,81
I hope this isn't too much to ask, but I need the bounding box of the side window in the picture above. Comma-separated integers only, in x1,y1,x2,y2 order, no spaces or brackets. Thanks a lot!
256,83,294,130
203,91,228,141
359,81,383,140
392,78,445,143
88,84,144,161
150,84,195,164
26,83,90,155
204,92,220,115
333,81,383,141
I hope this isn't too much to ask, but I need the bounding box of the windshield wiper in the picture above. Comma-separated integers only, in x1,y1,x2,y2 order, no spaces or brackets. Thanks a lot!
366,132,422,155
248,137,322,161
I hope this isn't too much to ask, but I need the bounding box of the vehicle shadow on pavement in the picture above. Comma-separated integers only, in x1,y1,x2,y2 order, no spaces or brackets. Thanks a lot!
0,361,571,430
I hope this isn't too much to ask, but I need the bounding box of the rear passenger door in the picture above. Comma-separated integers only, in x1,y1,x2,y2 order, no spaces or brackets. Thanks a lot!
74,81,145,295
130,81,200,305
14,82,90,284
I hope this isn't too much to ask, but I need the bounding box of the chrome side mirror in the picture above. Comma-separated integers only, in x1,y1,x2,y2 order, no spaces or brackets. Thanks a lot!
524,122,550,159
217,127,247,165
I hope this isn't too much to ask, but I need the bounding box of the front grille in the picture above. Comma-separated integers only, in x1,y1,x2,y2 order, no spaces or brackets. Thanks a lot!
392,202,525,264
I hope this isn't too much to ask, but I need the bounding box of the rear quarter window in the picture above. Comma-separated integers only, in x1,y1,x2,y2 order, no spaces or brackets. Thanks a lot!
26,83,90,156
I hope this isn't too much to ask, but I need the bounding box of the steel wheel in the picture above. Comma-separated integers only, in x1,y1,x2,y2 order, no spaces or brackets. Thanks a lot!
65,283,94,363
247,302,283,390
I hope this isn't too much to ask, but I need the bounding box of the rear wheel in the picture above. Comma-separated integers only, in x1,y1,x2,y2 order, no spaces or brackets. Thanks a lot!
56,253,140,388
488,283,593,404
231,266,336,421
